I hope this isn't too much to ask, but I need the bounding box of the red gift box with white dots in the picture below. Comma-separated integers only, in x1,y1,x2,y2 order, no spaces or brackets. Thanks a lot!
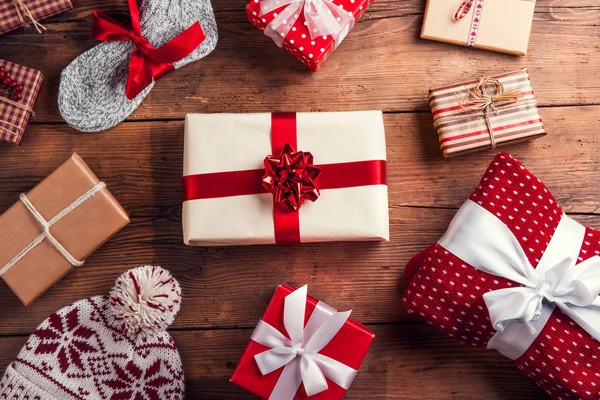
246,0,373,72
403,152,600,400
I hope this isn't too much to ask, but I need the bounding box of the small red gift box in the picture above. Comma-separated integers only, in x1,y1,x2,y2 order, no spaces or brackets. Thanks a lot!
403,152,600,400
231,285,374,399
0,59,43,145
247,0,374,72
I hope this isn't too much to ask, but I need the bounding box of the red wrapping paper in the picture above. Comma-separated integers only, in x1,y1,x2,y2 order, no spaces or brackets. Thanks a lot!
246,0,374,72
0,59,43,145
403,152,600,399
231,285,374,399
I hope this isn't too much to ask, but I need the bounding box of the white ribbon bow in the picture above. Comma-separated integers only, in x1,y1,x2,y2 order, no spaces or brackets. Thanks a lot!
252,285,357,399
439,200,600,360
259,0,355,48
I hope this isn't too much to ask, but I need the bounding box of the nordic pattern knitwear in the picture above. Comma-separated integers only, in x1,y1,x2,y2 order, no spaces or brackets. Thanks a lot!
58,0,218,132
403,152,600,399
0,266,185,399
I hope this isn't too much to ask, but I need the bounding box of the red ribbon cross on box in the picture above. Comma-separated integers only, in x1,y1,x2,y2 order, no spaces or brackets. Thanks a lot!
182,112,387,245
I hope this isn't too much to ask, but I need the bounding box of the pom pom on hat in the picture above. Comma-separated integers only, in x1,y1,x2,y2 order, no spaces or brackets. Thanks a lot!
109,266,181,339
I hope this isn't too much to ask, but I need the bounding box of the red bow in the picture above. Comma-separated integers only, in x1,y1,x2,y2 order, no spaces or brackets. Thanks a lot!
92,0,206,100
263,144,321,212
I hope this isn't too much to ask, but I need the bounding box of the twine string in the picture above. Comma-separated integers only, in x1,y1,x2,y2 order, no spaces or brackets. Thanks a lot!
0,94,35,137
12,0,47,33
456,78,522,149
0,181,107,277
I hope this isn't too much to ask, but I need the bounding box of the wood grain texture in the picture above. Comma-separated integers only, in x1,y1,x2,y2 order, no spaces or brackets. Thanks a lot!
0,107,599,217
0,0,599,122
2,209,600,337
1,0,598,398
0,325,547,399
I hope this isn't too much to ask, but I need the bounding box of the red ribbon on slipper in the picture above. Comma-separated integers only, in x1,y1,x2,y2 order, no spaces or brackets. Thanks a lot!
92,0,206,100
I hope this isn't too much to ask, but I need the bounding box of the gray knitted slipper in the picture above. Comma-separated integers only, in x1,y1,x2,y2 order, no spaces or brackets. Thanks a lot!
58,0,218,132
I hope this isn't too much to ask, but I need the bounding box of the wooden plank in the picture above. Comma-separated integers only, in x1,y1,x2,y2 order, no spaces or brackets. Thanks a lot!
0,0,598,122
13,0,600,24
0,325,548,399
0,107,599,217
2,207,600,335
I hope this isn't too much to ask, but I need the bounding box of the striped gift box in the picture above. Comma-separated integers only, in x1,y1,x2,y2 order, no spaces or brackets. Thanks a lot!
0,0,72,36
428,68,546,158
0,59,43,145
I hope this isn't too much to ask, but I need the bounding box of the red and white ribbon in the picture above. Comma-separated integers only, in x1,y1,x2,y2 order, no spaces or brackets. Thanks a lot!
251,285,357,399
453,0,535,47
439,200,600,360
452,0,485,47
258,0,354,48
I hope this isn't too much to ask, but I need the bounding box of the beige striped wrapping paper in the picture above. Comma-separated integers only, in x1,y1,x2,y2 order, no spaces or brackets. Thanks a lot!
428,68,546,159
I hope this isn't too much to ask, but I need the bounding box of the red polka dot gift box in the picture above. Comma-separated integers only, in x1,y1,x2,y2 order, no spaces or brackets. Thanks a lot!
247,0,374,72
403,152,600,400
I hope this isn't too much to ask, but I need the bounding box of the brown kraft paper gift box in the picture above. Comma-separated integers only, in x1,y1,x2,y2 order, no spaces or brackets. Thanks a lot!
0,153,130,305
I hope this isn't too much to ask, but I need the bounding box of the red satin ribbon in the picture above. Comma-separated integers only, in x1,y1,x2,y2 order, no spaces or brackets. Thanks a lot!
182,112,388,245
92,0,206,100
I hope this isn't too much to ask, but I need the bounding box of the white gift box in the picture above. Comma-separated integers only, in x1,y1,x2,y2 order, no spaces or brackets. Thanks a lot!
182,111,389,246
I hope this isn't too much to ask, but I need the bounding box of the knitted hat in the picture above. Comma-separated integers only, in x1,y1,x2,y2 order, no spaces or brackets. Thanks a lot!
0,266,185,399
58,0,218,132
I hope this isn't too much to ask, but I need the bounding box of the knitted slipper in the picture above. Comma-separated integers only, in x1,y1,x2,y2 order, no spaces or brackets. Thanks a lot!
58,0,218,132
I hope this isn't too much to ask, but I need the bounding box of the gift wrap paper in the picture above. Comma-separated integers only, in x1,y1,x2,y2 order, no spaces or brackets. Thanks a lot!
182,111,389,246
231,285,374,400
0,0,72,35
0,59,43,145
247,0,374,72
0,154,130,305
429,68,546,158
421,0,535,55
403,153,600,400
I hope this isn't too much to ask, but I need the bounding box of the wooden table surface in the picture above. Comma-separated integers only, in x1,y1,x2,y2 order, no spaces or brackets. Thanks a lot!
1,0,599,398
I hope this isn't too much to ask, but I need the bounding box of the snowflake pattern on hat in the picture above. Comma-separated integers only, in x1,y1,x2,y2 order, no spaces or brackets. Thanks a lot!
0,266,185,399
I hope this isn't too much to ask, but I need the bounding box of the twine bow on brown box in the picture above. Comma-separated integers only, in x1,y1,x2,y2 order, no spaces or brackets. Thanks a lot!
456,78,522,149
428,68,547,158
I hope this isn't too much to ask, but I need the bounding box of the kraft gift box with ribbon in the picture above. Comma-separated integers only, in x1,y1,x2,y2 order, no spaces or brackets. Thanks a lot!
0,0,72,35
231,285,374,400
421,0,536,55
0,154,130,305
403,152,600,400
429,68,546,158
247,0,374,71
0,59,43,145
182,111,389,246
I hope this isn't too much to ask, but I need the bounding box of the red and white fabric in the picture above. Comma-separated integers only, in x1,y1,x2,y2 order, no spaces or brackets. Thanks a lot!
403,152,600,399
0,266,185,400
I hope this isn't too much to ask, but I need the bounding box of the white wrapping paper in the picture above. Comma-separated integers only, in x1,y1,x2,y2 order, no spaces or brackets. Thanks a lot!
182,111,389,246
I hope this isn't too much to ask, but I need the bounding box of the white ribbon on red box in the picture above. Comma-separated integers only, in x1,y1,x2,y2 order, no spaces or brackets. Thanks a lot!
251,285,357,399
258,0,354,48
439,200,600,360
